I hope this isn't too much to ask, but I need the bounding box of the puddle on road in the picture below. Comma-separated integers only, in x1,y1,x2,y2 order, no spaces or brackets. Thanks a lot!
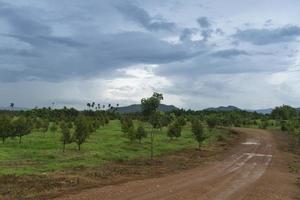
244,153,272,158
242,139,260,145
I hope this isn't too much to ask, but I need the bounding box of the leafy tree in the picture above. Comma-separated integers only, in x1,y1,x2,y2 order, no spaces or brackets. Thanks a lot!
271,105,298,120
74,116,92,151
177,116,186,127
120,117,134,134
280,120,288,131
127,127,137,142
12,117,32,144
0,115,12,143
160,113,172,127
149,111,163,129
206,115,218,130
60,121,72,152
136,125,147,143
141,92,163,159
192,119,205,149
141,92,163,118
167,122,182,140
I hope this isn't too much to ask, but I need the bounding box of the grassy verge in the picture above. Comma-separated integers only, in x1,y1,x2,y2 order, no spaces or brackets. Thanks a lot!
0,125,238,199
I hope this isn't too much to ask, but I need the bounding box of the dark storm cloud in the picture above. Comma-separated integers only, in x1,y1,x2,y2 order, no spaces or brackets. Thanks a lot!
211,49,250,58
2,34,85,48
0,48,38,57
233,25,300,45
95,32,197,64
0,1,201,82
196,16,215,41
180,28,197,42
0,2,50,36
0,31,198,82
155,50,286,79
115,2,176,31
197,17,211,28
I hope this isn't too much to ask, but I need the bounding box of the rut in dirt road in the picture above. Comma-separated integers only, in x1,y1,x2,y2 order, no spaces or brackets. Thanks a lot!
57,128,297,200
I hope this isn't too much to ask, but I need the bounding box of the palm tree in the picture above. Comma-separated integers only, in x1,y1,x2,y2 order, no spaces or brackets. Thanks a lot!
10,103,14,110
87,103,91,109
92,102,95,108
97,104,101,110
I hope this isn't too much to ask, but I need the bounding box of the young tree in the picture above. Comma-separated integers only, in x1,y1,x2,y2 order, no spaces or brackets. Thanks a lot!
149,111,163,130
127,127,137,142
120,117,134,134
60,121,72,152
74,116,92,151
160,113,172,127
167,122,182,140
192,119,205,149
136,125,147,143
141,92,163,160
177,116,186,127
0,115,12,143
12,117,32,144
206,115,218,131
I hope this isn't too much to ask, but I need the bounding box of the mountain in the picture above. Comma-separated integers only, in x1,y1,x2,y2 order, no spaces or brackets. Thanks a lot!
115,104,179,113
251,108,273,114
204,105,241,112
250,107,300,114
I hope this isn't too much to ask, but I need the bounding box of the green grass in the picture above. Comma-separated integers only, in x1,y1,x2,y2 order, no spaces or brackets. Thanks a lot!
0,120,229,175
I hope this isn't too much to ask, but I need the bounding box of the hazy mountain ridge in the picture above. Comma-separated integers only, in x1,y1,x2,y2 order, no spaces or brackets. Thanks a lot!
204,105,240,112
115,104,179,113
1,105,299,114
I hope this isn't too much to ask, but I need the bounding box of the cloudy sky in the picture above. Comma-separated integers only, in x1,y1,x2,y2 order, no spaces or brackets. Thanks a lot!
0,0,300,110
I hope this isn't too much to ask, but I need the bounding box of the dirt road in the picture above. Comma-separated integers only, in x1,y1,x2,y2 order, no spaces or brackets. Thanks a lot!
57,128,298,200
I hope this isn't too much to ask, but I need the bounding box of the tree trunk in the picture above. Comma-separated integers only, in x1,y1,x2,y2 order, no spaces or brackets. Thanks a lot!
19,135,22,144
150,128,154,160
2,137,5,144
198,142,201,150
63,141,66,153
78,144,81,151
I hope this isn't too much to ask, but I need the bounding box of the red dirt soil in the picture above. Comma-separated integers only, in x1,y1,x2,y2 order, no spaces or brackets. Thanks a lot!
56,128,299,200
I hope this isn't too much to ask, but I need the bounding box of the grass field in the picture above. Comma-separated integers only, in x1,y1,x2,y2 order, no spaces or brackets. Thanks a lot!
0,120,229,175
